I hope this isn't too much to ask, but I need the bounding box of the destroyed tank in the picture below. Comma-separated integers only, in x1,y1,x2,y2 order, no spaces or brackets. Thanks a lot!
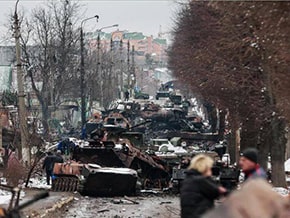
52,162,137,196
171,153,240,192
72,136,170,189
52,129,170,195
140,104,185,122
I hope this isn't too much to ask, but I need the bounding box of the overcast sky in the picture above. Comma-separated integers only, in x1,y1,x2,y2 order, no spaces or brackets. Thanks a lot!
0,0,181,45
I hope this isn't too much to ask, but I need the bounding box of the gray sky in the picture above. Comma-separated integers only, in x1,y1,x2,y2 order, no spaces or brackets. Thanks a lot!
0,0,181,44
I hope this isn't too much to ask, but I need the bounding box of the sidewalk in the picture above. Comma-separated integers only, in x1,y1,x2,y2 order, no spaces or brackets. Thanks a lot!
18,189,75,218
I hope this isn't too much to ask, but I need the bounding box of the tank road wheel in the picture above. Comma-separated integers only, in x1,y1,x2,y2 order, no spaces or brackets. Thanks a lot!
74,178,80,192
52,178,57,191
77,179,85,195
52,177,79,192
61,178,66,192
67,178,73,192
56,178,62,192
68,177,79,192
64,178,69,192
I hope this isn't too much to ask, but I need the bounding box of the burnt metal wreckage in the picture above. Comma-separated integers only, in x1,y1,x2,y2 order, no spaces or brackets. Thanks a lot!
50,88,239,197
52,120,170,196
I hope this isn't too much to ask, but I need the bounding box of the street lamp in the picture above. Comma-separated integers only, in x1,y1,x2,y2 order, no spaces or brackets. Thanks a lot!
80,15,99,128
96,24,119,106
97,24,119,33
96,24,119,61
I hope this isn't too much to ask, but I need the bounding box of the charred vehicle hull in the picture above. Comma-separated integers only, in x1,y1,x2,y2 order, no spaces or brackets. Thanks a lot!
52,162,137,196
52,137,170,195
72,139,170,189
79,165,137,196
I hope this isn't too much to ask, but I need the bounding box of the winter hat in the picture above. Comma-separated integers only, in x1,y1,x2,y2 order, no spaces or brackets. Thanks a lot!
241,148,258,163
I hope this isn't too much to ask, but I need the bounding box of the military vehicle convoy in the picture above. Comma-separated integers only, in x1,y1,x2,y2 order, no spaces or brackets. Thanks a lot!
49,81,239,196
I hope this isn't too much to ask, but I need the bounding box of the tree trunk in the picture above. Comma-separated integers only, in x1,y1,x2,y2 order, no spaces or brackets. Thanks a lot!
285,129,290,160
227,130,237,164
240,118,259,151
204,103,217,133
257,121,271,171
218,110,226,141
41,101,50,141
270,116,287,187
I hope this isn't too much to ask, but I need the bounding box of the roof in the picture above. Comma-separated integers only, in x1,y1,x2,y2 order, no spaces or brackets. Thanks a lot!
85,32,112,40
123,32,146,40
153,38,167,45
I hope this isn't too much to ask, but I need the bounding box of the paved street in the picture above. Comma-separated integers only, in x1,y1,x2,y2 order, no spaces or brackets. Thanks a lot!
50,195,180,218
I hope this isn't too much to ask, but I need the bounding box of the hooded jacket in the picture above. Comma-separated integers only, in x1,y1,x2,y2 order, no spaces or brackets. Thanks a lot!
180,169,220,218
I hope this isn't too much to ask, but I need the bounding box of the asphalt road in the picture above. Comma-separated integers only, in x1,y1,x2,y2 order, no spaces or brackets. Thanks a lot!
50,194,180,218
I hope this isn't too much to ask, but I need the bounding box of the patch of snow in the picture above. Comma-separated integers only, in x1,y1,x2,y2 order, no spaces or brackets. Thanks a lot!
250,42,258,47
0,178,7,185
25,177,51,190
273,187,289,197
156,142,187,155
0,193,12,205
239,172,245,183
222,153,231,165
0,188,25,205
284,158,290,172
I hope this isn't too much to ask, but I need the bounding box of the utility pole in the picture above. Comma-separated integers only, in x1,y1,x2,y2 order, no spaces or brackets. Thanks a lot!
80,27,86,128
97,33,102,107
14,0,30,166
131,45,135,97
95,24,117,107
0,113,2,149
119,39,123,99
80,15,99,128
127,40,130,93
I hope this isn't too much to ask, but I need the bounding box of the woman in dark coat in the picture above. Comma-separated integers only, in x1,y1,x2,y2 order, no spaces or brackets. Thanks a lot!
180,154,227,218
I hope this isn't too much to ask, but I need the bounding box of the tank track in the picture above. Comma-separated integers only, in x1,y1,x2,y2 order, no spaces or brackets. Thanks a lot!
52,176,79,192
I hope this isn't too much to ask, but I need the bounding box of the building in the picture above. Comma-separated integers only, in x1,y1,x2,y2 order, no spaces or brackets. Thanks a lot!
0,46,17,92
86,30,168,66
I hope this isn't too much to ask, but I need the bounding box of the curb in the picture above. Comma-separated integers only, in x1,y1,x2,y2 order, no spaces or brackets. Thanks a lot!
40,196,74,218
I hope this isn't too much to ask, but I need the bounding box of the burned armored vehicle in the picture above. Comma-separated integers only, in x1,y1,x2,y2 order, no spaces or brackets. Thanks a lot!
72,135,170,188
170,152,240,192
52,162,138,196
51,124,170,196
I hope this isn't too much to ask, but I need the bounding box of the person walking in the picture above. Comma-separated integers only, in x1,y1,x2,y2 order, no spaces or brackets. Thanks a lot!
180,154,227,218
42,152,54,185
124,90,129,101
239,147,267,181
43,151,64,185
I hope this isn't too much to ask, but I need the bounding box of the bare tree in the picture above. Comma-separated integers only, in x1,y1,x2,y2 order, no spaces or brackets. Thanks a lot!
169,1,290,186
20,0,80,139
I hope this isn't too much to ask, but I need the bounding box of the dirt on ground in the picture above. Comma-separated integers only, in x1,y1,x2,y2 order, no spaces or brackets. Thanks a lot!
18,189,74,218
8,188,180,218
48,194,180,218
